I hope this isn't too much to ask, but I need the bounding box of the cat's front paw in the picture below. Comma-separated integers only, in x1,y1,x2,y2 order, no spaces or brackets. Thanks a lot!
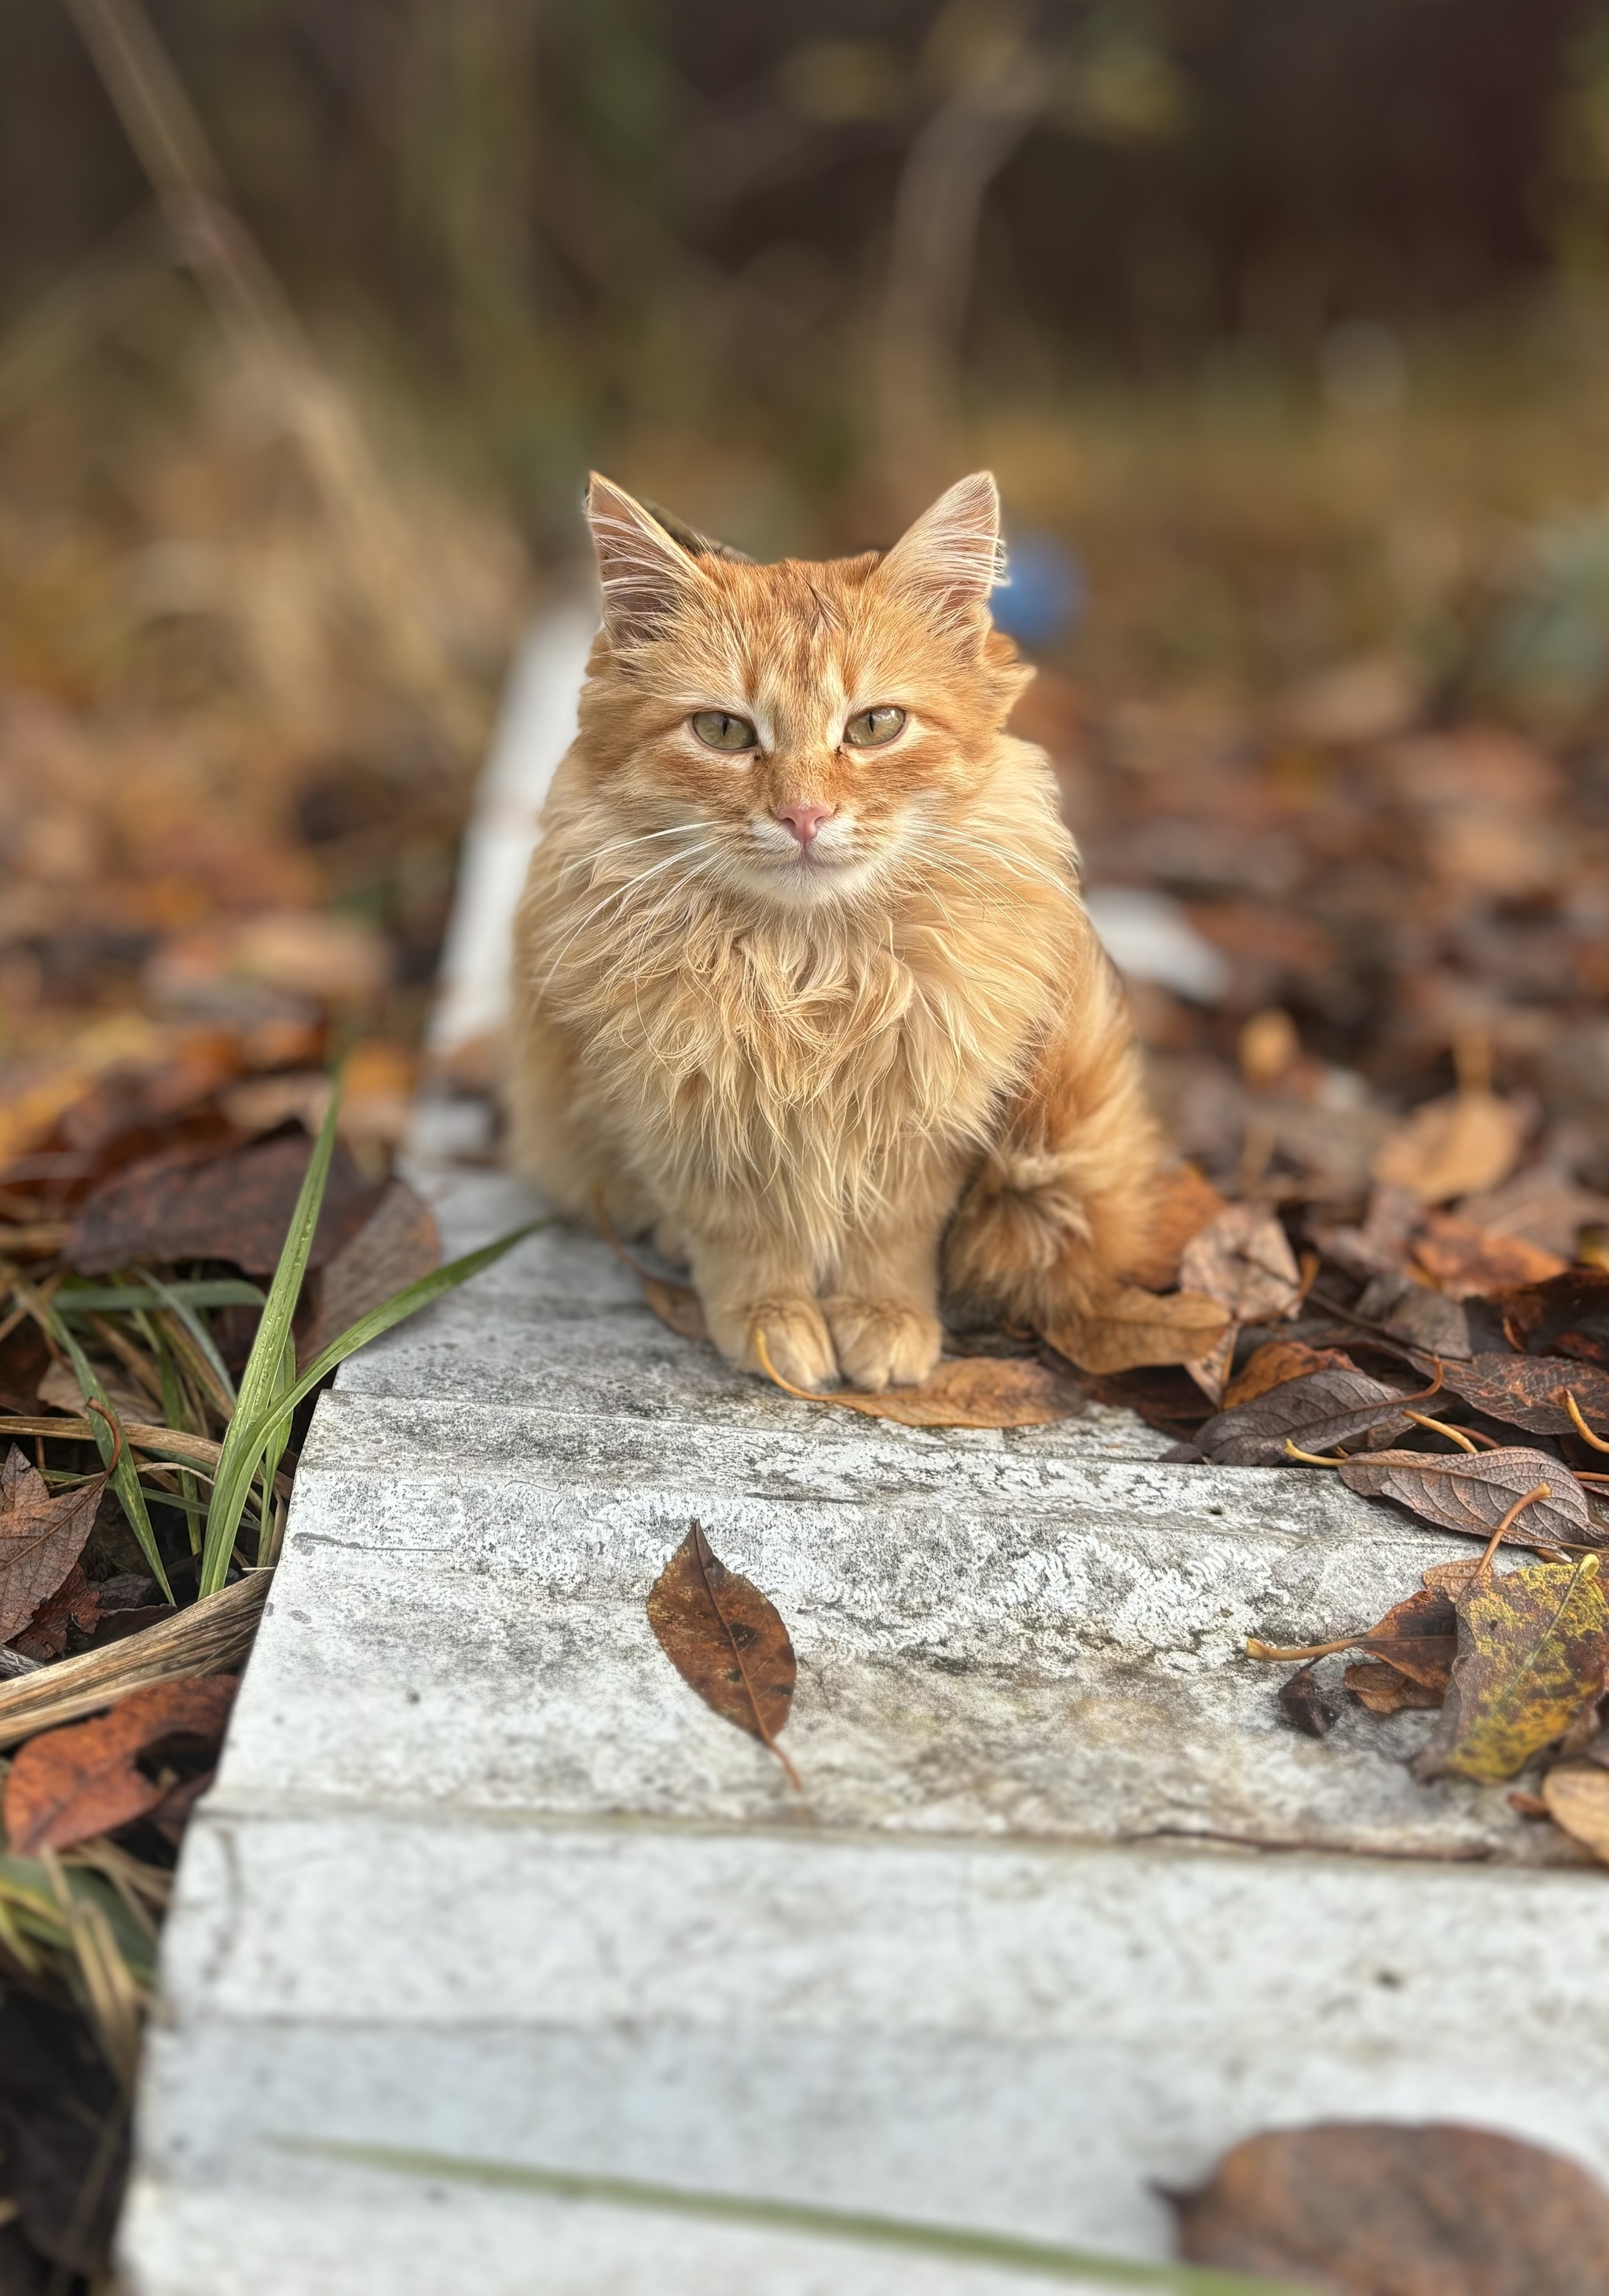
738,1298,838,1391
821,1297,943,1392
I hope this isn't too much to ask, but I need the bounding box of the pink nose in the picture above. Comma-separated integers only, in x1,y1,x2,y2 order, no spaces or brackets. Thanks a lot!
775,801,834,845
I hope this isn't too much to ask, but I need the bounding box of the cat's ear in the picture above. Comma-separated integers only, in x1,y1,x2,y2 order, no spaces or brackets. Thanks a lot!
876,473,1005,632
585,474,706,648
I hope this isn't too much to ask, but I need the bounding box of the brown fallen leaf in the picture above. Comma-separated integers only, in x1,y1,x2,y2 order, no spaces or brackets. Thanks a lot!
1124,1162,1228,1291
0,1316,49,1415
1251,1580,1457,1698
1178,1203,1303,1401
1431,1352,1609,1437
10,1560,101,1661
1222,1338,1353,1411
1414,1550,1609,1783
1277,1665,1336,1736
757,1338,1086,1428
1344,1657,1446,1713
297,1177,442,1367
1039,1283,1230,1377
646,1522,800,1788
0,1446,106,1647
1497,1267,1609,1366
2,1674,237,1854
1338,1445,1599,1551
1195,1365,1419,1466
1409,1210,1567,1300
1372,1086,1524,1203
66,1126,383,1276
1541,1763,1609,1862
1173,2120,1609,2293
1309,1181,1421,1280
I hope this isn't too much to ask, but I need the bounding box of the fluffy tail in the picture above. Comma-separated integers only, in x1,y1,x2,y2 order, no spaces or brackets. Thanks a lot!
943,922,1158,1325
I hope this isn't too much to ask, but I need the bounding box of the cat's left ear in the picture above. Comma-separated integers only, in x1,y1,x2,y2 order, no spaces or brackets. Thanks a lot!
875,473,1005,632
585,473,708,650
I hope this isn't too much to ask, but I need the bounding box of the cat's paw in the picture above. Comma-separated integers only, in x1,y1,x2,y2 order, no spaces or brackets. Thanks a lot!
739,1298,838,1391
821,1297,943,1392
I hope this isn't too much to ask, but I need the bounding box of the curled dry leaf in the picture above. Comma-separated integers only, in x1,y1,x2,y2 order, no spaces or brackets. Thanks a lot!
297,1177,442,1367
1178,1203,1303,1401
760,1340,1085,1429
1413,1552,1609,1783
1430,1352,1609,1437
1195,1365,1417,1467
1541,1763,1609,1862
1223,1338,1353,1411
594,1196,709,1340
1173,2119,1609,2294
1252,1579,1456,1705
1337,1445,1600,1551
2,1674,237,1854
1371,1086,1523,1204
1124,1161,1228,1291
0,1446,106,1646
1409,1210,1567,1300
1277,1665,1336,1736
646,1522,799,1788
1345,1657,1446,1714
10,1560,101,1661
1039,1283,1229,1377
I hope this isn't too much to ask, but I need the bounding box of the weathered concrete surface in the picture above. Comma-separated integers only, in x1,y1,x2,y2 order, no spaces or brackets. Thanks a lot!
120,1125,1609,2294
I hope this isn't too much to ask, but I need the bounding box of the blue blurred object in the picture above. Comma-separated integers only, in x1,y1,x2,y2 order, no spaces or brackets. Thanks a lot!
991,527,1085,649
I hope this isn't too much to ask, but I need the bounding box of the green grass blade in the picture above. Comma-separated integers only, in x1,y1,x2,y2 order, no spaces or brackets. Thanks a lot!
270,2143,1303,2295
223,1220,551,1486
199,1079,343,1596
134,1269,245,1408
255,1324,297,1567
49,1315,174,1603
148,1317,202,1554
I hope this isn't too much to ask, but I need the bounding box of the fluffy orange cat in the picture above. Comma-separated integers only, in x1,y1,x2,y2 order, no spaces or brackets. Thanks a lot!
508,471,1156,1390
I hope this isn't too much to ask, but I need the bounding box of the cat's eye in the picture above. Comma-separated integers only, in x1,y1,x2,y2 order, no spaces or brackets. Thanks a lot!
843,705,906,749
690,709,757,753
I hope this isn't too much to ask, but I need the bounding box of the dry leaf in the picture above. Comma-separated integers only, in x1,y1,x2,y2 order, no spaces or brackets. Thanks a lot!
1408,1210,1566,1300
640,1273,707,1340
1196,1365,1417,1466
1431,1352,1609,1437
37,1359,147,1423
1125,1163,1228,1291
1497,1267,1609,1365
1541,1763,1609,1862
0,1570,268,1749
1277,1665,1336,1736
1174,2120,1609,2293
1371,1087,1524,1203
10,1561,101,1661
1338,1445,1598,1551
1414,1553,1609,1783
1223,1338,1353,1410
1344,1657,1446,1713
761,1345,1086,1429
298,1176,442,1366
1039,1284,1230,1376
1178,1203,1302,1400
0,1446,105,1647
646,1522,799,1788
2,1674,237,1854
66,1128,383,1276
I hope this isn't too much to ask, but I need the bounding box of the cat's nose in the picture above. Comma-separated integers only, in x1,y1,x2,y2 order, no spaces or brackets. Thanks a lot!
775,800,834,845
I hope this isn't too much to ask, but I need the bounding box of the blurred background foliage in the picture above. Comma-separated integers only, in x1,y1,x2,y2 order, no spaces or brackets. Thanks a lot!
10,0,1609,1114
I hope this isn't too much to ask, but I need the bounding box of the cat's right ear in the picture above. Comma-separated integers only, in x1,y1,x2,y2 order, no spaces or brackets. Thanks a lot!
585,474,705,649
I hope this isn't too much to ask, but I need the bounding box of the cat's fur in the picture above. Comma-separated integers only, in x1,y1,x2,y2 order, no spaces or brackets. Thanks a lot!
508,471,1157,1390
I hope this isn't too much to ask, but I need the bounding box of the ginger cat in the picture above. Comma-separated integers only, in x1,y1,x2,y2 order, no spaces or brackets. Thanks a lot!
508,471,1156,1391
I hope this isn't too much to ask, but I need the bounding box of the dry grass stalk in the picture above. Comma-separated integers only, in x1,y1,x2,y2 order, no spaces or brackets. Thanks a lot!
0,1570,269,1749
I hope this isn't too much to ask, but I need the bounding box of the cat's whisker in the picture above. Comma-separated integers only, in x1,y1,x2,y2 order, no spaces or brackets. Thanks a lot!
556,820,717,885
933,832,1079,906
537,848,711,991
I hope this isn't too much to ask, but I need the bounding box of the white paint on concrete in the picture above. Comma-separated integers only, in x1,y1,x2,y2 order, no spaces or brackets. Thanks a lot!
120,1130,1609,2295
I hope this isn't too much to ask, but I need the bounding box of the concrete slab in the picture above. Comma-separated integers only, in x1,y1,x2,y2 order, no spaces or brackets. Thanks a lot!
119,1122,1609,2295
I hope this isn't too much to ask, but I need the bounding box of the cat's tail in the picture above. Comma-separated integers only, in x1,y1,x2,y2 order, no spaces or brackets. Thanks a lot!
943,921,1159,1327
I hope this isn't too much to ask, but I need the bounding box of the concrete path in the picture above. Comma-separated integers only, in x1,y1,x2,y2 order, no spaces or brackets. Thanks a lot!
120,1108,1609,2294
122,1102,1607,2287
